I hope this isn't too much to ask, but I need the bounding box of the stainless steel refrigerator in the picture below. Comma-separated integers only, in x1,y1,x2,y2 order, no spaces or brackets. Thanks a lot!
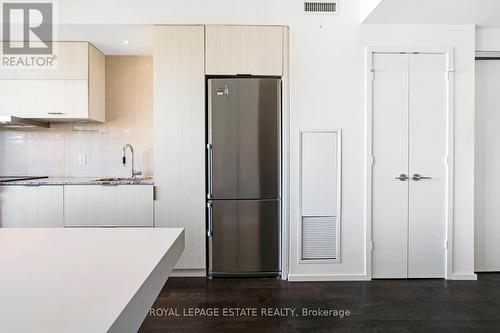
207,77,281,277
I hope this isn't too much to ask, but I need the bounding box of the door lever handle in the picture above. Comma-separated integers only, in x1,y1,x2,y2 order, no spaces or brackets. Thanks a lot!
412,174,432,181
395,174,408,181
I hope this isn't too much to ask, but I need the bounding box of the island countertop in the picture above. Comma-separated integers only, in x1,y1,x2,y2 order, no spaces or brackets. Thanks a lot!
0,176,154,186
0,228,184,333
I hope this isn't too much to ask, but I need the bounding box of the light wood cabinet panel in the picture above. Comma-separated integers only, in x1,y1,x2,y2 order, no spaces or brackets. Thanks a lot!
88,44,106,122
64,185,154,227
205,25,283,76
154,26,206,270
0,186,64,228
0,42,105,122
0,42,88,80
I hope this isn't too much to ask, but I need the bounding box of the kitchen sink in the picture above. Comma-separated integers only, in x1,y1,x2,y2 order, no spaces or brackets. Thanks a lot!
95,177,133,182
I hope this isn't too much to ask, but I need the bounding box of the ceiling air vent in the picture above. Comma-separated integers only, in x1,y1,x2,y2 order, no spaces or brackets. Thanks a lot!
304,1,338,14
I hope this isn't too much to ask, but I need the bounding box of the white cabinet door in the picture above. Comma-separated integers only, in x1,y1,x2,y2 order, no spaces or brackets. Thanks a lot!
0,42,105,122
371,53,447,279
0,80,88,119
300,131,341,262
205,25,283,76
301,132,339,217
0,186,64,228
64,185,154,227
475,59,500,272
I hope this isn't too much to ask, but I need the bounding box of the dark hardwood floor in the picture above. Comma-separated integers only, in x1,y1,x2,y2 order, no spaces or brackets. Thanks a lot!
140,273,500,333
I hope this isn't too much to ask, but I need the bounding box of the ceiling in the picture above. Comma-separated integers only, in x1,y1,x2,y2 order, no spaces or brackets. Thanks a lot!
57,25,153,55
47,0,293,55
55,0,290,25
11,0,500,55
362,0,500,28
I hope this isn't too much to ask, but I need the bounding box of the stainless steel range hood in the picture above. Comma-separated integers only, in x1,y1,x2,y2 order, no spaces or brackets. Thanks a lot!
0,116,50,129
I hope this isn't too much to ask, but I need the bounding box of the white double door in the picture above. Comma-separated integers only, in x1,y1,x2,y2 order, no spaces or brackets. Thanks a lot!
372,53,447,279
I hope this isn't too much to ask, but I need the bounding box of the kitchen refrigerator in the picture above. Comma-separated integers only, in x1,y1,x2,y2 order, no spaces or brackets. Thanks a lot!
207,77,281,277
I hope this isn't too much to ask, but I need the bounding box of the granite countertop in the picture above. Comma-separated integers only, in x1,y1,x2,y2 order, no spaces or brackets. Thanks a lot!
0,177,154,186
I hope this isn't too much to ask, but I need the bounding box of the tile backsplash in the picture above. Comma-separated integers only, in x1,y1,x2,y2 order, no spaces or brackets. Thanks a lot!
0,56,153,177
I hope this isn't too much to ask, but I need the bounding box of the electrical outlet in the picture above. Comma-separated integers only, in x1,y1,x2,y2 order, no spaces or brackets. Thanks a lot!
78,153,87,166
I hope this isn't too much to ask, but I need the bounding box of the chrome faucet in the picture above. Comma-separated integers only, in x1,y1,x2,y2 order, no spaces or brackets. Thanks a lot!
122,144,142,178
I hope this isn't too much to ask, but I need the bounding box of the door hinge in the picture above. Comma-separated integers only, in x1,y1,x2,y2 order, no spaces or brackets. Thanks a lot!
370,68,376,81
446,69,455,81
153,186,158,201
370,241,374,251
445,240,448,250
369,156,375,166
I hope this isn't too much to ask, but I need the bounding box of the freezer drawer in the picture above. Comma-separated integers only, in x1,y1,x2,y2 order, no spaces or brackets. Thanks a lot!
208,78,281,199
208,199,280,276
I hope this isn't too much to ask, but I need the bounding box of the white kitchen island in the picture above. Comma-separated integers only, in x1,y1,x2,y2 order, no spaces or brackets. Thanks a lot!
0,228,184,333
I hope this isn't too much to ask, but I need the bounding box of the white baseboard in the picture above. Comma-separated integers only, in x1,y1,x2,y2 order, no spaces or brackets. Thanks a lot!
170,269,206,277
287,274,369,282
287,273,478,282
448,273,478,280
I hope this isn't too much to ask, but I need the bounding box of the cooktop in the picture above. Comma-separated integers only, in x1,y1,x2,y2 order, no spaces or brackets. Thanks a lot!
0,176,49,183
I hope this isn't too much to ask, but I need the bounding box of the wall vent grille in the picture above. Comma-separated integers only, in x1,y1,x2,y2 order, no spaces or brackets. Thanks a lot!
301,216,338,260
304,2,337,14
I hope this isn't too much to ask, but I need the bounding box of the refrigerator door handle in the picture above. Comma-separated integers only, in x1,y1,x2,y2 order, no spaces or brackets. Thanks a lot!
207,201,213,237
207,143,213,199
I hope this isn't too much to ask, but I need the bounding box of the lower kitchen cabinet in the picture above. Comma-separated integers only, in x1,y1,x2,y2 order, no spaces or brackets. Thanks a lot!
0,186,64,228
64,185,154,227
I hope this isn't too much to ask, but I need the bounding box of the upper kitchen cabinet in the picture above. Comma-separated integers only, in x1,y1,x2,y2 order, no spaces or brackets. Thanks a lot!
0,42,105,122
205,25,284,76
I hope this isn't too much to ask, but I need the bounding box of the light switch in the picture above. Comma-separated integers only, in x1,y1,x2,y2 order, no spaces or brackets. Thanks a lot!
78,153,87,166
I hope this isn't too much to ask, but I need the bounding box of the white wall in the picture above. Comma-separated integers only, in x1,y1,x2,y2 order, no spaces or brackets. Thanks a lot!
476,28,500,51
288,17,476,279
28,0,477,280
